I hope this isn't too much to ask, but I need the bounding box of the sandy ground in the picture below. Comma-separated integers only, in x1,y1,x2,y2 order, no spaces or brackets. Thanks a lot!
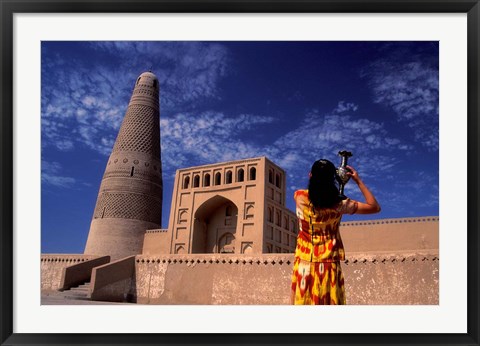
41,290,134,305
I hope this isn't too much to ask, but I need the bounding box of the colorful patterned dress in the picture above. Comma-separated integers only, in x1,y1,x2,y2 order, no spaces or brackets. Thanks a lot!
291,189,357,305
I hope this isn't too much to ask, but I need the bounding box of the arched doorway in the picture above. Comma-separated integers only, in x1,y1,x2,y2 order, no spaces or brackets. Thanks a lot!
192,196,238,253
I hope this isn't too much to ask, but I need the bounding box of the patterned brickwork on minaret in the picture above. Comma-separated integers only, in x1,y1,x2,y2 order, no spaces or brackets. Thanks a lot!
84,71,163,260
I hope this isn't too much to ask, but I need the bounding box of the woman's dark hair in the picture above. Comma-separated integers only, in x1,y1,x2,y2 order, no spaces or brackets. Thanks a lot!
308,159,342,209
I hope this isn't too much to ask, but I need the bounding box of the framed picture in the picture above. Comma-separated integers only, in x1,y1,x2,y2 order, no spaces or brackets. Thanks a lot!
1,1,479,345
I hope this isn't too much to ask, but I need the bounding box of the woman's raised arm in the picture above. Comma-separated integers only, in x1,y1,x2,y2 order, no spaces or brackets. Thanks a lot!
347,165,381,214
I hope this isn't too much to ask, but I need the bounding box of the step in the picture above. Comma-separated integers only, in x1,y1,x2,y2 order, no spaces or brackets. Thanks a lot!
63,282,92,300
64,292,89,298
70,287,90,292
65,288,89,294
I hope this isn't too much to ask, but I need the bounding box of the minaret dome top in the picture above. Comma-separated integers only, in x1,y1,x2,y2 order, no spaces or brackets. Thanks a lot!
135,71,159,88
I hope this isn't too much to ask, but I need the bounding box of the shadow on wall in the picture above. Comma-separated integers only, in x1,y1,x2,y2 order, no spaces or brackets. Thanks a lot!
90,256,137,303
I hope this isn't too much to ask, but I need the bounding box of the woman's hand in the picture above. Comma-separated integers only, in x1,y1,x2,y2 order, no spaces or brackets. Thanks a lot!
346,165,381,214
346,165,360,183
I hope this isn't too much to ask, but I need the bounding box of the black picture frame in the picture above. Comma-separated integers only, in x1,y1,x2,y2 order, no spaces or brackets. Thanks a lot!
1,1,479,345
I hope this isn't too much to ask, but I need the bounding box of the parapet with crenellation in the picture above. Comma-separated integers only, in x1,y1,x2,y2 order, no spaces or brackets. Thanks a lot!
41,254,101,263
341,216,439,227
124,251,438,305
340,216,439,253
41,254,108,292
143,229,171,254
145,228,169,233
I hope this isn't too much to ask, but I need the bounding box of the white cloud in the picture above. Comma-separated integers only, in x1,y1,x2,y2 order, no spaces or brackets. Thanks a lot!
42,174,77,188
42,42,230,155
160,112,275,172
89,41,229,109
82,96,97,107
370,61,438,121
364,45,439,151
41,161,76,188
41,42,437,212
155,104,407,200
55,139,74,151
272,111,404,160
333,101,359,114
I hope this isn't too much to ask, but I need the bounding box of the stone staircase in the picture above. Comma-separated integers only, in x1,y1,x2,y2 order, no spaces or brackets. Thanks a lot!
62,282,91,300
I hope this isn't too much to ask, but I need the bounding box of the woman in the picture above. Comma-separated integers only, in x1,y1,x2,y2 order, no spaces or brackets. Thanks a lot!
291,159,380,305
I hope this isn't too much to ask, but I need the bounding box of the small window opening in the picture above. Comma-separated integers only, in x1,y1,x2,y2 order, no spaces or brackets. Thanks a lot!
183,176,190,189
194,175,200,188
275,174,281,188
215,172,221,185
237,169,244,182
226,171,232,184
204,174,211,187
249,167,256,180
130,166,135,177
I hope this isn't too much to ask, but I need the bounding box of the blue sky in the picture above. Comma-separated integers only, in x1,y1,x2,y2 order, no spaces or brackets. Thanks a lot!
41,41,439,254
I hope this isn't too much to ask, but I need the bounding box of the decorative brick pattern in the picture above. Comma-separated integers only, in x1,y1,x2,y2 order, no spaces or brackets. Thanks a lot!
41,255,98,263
134,253,438,266
112,104,160,157
104,167,161,182
145,229,169,233
93,192,162,224
341,216,439,227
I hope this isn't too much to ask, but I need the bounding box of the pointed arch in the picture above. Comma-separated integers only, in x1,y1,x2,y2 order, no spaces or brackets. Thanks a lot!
192,195,238,254
275,173,281,188
225,170,233,184
193,175,200,188
237,169,244,182
183,176,190,189
204,173,211,187
215,172,221,185
249,167,256,180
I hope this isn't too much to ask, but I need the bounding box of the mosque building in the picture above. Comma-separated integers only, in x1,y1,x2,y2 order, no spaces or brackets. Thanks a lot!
143,157,298,256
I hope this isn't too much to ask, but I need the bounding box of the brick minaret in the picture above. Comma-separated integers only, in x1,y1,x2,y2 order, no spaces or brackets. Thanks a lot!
84,71,163,260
